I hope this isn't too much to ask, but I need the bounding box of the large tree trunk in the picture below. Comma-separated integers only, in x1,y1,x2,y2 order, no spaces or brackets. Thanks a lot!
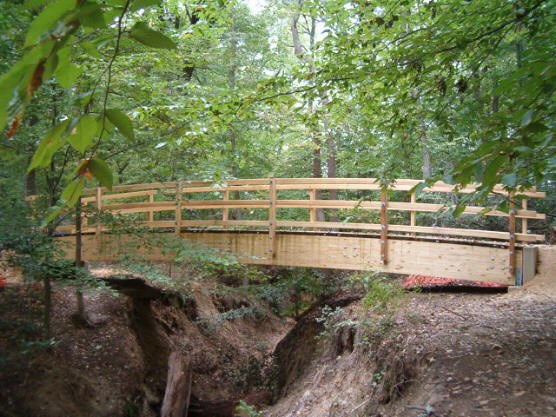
291,6,325,221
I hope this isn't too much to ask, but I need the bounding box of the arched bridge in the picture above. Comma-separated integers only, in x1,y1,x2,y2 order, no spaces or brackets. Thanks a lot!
52,178,550,286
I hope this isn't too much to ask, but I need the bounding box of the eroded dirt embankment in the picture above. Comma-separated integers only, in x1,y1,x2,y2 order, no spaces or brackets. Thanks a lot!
266,271,556,417
1,254,555,417
0,270,291,417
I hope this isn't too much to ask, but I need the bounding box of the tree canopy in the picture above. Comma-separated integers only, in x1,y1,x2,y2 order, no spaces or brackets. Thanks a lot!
0,0,554,223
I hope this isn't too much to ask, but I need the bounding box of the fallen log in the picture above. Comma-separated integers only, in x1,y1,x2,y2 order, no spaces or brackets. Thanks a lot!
161,352,192,417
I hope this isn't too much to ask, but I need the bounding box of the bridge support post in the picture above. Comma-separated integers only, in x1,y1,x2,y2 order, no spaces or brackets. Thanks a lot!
309,188,317,230
175,181,183,235
410,192,416,237
521,198,528,235
147,192,154,224
380,189,388,265
509,192,516,280
223,189,229,229
75,196,83,267
268,177,277,259
95,187,102,253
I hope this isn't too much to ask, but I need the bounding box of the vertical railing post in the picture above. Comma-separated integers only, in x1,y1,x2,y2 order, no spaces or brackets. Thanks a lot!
223,189,229,229
380,188,388,265
309,188,316,230
175,181,183,235
268,177,277,259
75,196,83,266
148,192,154,225
509,192,517,281
96,187,102,252
521,198,528,236
410,191,416,237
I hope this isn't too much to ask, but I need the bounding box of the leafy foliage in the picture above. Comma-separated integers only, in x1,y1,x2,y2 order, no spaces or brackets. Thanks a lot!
0,0,554,232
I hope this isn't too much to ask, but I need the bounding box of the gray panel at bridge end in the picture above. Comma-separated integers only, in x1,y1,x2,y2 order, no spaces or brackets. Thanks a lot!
521,246,538,285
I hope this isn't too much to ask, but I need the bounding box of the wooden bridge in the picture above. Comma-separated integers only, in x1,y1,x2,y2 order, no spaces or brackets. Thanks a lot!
52,178,549,286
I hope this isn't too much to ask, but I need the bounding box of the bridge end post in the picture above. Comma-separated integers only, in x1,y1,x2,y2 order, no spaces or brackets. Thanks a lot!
95,187,103,254
380,188,388,265
268,177,277,260
175,181,183,235
509,192,517,280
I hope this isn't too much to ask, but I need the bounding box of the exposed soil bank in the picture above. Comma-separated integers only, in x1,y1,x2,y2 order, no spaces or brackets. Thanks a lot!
265,272,556,417
1,258,554,417
0,270,291,417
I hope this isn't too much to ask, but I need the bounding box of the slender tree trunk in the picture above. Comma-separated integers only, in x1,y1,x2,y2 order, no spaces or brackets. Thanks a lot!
75,198,83,267
326,134,337,197
422,146,432,180
327,134,338,222
418,96,432,179
43,276,51,338
228,19,241,219
291,5,325,221
24,166,37,197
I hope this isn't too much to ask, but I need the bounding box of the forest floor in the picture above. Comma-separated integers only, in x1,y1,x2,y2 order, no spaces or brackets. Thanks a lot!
0,254,554,417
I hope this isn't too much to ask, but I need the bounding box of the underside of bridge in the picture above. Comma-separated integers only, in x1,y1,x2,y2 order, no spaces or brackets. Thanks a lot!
56,231,548,286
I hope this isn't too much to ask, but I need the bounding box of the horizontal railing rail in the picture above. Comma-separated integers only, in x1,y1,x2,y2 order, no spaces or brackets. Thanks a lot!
54,177,545,244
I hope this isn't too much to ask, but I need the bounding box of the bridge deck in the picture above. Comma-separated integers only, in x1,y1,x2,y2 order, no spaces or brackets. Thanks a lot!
46,178,547,285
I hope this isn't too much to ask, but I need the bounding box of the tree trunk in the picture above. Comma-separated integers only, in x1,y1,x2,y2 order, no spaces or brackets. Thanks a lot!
312,134,325,221
161,352,192,417
291,7,326,221
43,276,51,338
418,96,432,180
228,19,242,220
24,167,37,197
326,134,338,221
422,146,432,180
75,198,83,267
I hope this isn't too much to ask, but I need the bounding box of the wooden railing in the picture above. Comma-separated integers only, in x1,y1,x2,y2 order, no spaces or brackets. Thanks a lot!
48,177,547,278
56,177,544,242
63,178,545,237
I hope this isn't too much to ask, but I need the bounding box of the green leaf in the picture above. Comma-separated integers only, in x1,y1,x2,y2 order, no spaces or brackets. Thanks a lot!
55,63,81,88
0,75,17,129
131,0,160,11
25,0,76,47
105,108,134,140
482,156,505,186
24,0,51,10
28,120,70,172
130,22,177,49
76,2,106,29
501,173,518,187
88,158,113,190
42,205,65,226
103,0,127,5
520,109,534,127
67,115,99,153
42,53,59,81
61,177,86,206
81,41,102,59
452,204,466,218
